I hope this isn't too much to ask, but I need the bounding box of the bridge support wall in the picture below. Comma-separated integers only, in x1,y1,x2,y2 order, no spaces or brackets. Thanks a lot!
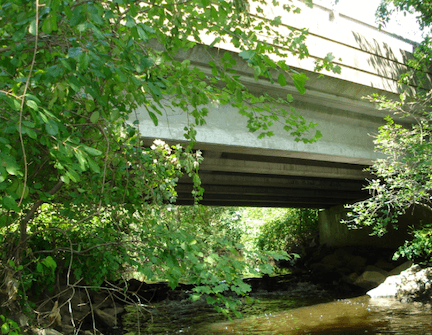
318,205,429,249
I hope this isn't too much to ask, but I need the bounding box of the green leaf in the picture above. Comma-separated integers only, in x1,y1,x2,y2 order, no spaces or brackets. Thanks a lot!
36,262,43,273
26,99,39,111
3,195,20,212
42,16,53,34
115,68,127,82
79,52,90,70
1,321,10,334
148,82,162,97
68,46,82,58
12,27,26,42
22,126,37,139
90,111,100,123
126,15,135,28
69,6,85,26
10,97,21,111
45,119,58,136
137,25,148,42
82,145,102,156
0,166,7,183
278,73,287,86
75,150,87,171
42,256,57,270
286,94,294,102
68,75,81,92
87,157,101,173
60,175,70,184
209,37,221,48
253,66,261,79
90,11,104,25
148,111,158,126
66,168,80,182
292,72,308,94
239,50,255,60
28,19,37,35
3,157,20,176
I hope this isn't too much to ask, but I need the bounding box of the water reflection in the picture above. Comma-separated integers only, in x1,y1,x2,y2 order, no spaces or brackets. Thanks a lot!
204,296,432,334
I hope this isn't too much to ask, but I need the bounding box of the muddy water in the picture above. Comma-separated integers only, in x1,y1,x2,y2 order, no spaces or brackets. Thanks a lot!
124,294,432,334
204,296,432,334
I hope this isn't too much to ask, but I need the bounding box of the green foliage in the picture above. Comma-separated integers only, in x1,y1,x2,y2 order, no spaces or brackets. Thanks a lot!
345,94,432,234
345,1,432,253
394,224,432,265
377,0,432,30
345,110,432,234
0,0,337,325
128,205,286,314
255,208,319,253
0,315,21,335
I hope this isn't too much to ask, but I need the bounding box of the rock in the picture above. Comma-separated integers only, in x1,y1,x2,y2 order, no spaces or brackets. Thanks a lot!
343,272,359,284
367,264,432,302
388,260,413,276
374,259,395,271
367,275,400,298
397,266,432,302
346,255,367,273
364,265,388,276
354,270,387,289
95,308,118,328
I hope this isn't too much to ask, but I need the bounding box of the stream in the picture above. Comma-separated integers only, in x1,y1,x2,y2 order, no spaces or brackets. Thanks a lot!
122,294,432,334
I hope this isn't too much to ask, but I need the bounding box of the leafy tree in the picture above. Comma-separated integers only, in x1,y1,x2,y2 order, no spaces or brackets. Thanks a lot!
0,0,339,329
377,0,432,30
345,0,432,262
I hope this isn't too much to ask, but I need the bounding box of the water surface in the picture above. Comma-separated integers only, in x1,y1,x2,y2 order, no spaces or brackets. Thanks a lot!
205,296,432,334
124,295,432,334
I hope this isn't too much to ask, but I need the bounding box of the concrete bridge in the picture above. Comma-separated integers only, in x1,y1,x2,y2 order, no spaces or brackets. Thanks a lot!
132,1,420,210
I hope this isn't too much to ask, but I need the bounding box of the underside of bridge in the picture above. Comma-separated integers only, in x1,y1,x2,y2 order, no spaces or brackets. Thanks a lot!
135,2,418,209
177,171,368,208
143,140,370,208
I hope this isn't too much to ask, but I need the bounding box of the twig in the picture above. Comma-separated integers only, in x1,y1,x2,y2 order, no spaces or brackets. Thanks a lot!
84,287,97,334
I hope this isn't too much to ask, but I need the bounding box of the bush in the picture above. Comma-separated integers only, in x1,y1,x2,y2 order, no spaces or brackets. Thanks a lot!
394,224,432,265
255,208,319,253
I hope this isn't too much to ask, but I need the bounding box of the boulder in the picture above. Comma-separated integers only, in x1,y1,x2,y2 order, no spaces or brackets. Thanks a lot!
367,275,400,298
364,265,388,276
397,265,432,302
346,255,367,273
367,264,432,302
388,260,413,276
374,259,396,271
354,270,387,289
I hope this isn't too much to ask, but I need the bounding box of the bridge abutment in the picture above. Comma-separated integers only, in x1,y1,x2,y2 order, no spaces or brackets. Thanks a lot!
318,205,428,249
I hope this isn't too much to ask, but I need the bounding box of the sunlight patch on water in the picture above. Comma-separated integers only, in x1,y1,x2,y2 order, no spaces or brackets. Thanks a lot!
204,296,432,334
